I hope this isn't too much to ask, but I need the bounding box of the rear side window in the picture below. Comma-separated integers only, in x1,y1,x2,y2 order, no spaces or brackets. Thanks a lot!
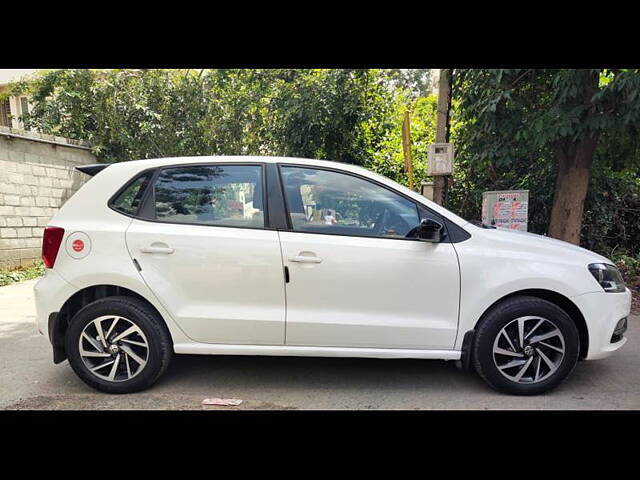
111,171,153,216
153,165,265,228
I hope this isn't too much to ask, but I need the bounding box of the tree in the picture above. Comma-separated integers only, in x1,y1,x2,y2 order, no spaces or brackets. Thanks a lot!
366,93,440,186
13,69,397,167
265,69,394,165
383,69,433,100
454,69,640,244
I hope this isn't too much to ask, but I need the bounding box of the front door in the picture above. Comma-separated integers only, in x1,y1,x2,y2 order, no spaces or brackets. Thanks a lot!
278,165,460,350
126,163,286,345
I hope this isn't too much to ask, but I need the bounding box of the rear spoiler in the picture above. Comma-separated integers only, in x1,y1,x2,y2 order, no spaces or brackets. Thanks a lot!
76,163,112,176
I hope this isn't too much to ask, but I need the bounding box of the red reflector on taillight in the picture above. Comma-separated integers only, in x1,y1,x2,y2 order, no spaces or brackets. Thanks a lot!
42,226,65,268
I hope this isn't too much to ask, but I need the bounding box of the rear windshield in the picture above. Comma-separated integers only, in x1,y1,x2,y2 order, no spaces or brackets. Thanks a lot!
111,171,153,216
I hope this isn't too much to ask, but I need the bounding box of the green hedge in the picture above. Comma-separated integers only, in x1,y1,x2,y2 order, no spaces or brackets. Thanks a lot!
0,261,45,287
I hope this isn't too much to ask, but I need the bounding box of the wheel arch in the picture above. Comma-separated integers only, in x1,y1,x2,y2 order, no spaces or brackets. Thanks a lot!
50,284,174,364
473,289,589,360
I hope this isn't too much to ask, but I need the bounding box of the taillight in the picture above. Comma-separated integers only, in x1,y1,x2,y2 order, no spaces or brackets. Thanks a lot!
42,226,65,268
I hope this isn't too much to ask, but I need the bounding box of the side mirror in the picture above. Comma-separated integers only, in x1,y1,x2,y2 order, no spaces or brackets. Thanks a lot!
417,218,444,242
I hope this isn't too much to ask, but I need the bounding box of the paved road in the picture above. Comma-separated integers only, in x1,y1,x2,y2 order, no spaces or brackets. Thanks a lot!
1,279,638,410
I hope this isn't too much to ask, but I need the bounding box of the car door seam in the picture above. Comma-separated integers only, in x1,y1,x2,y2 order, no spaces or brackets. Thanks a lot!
276,230,288,344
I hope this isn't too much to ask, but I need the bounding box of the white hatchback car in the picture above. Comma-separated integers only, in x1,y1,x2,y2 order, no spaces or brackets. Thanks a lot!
34,156,631,395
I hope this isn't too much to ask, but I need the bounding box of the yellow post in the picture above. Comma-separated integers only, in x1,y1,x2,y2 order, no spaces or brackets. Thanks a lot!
402,110,414,190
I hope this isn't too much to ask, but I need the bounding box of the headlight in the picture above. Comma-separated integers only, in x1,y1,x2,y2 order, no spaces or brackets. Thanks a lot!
588,263,626,293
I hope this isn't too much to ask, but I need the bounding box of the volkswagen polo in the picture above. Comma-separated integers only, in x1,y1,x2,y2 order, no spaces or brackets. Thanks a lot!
33,156,632,395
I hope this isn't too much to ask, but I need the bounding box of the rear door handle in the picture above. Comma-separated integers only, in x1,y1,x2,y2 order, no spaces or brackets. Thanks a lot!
289,255,322,264
140,244,174,254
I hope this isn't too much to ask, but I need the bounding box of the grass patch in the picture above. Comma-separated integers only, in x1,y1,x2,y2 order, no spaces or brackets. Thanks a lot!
0,261,45,287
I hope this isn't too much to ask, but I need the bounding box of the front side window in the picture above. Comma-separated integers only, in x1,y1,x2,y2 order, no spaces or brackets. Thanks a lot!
153,165,265,228
111,171,153,216
280,166,420,239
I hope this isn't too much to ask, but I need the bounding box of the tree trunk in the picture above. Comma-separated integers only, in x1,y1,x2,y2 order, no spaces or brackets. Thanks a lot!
548,137,598,244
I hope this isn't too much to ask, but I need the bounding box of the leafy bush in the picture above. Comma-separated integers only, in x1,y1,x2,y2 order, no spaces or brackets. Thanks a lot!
611,254,640,283
0,261,45,287
366,94,437,186
582,152,640,258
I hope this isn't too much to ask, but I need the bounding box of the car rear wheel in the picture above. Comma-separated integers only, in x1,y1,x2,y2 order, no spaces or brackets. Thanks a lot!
472,296,580,395
65,296,172,394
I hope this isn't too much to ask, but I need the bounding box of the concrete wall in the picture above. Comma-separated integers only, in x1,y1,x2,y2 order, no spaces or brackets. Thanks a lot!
0,128,96,269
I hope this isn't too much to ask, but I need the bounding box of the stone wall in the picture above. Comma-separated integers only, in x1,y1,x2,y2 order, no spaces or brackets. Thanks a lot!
0,128,97,269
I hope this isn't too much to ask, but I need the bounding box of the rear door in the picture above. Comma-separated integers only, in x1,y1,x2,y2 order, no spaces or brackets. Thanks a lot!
125,163,286,345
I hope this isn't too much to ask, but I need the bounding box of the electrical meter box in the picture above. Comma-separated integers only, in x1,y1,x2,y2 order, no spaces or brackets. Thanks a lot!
482,190,529,231
427,143,454,176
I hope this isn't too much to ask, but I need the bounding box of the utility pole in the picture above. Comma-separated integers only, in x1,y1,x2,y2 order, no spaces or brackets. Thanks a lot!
433,68,452,205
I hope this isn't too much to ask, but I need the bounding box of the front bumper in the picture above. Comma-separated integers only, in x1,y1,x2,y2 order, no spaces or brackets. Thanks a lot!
33,269,77,337
571,288,632,360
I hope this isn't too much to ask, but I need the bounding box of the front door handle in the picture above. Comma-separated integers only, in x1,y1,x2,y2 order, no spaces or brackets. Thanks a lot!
140,244,174,254
289,254,322,264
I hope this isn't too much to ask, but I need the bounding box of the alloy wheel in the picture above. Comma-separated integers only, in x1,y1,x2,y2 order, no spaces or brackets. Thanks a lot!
78,315,149,382
492,316,565,384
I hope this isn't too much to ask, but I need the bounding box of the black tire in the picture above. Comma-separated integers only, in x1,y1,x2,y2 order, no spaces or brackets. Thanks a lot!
472,296,579,395
65,296,173,394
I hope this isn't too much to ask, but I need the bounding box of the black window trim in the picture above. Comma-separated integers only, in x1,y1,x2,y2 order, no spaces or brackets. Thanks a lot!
276,162,470,243
108,162,272,232
107,160,471,242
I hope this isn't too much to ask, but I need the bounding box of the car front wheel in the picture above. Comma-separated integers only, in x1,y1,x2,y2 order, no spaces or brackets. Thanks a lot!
472,296,580,395
65,296,172,394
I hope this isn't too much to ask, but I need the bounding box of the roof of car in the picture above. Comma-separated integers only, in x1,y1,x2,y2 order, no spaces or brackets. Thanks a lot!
78,155,369,176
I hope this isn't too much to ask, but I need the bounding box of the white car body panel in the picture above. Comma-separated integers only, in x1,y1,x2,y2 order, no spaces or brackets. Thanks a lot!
279,230,460,349
571,289,631,359
126,219,286,345
34,155,631,363
452,224,618,350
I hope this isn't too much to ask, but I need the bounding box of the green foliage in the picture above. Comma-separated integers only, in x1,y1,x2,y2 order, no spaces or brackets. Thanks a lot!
583,161,640,257
0,261,45,287
16,67,640,261
266,69,394,165
366,94,438,186
613,255,640,283
383,69,433,100
15,69,399,167
451,69,640,255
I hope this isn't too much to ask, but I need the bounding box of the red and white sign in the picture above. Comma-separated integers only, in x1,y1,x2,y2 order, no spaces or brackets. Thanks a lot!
482,190,529,232
72,239,84,252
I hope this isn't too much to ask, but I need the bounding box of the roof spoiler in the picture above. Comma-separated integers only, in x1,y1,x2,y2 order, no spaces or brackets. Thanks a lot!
76,163,112,176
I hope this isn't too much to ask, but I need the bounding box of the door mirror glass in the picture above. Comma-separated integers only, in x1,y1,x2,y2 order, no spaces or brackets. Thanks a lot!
417,218,443,242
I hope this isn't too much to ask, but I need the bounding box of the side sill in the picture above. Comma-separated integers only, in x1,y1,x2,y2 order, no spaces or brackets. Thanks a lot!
173,343,462,360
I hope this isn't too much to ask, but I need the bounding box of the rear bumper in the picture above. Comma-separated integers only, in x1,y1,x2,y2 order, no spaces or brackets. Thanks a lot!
33,269,77,337
571,288,632,360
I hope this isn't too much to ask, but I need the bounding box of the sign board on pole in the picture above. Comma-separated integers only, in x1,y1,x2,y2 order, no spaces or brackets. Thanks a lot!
420,180,434,201
481,190,529,231
427,143,454,176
